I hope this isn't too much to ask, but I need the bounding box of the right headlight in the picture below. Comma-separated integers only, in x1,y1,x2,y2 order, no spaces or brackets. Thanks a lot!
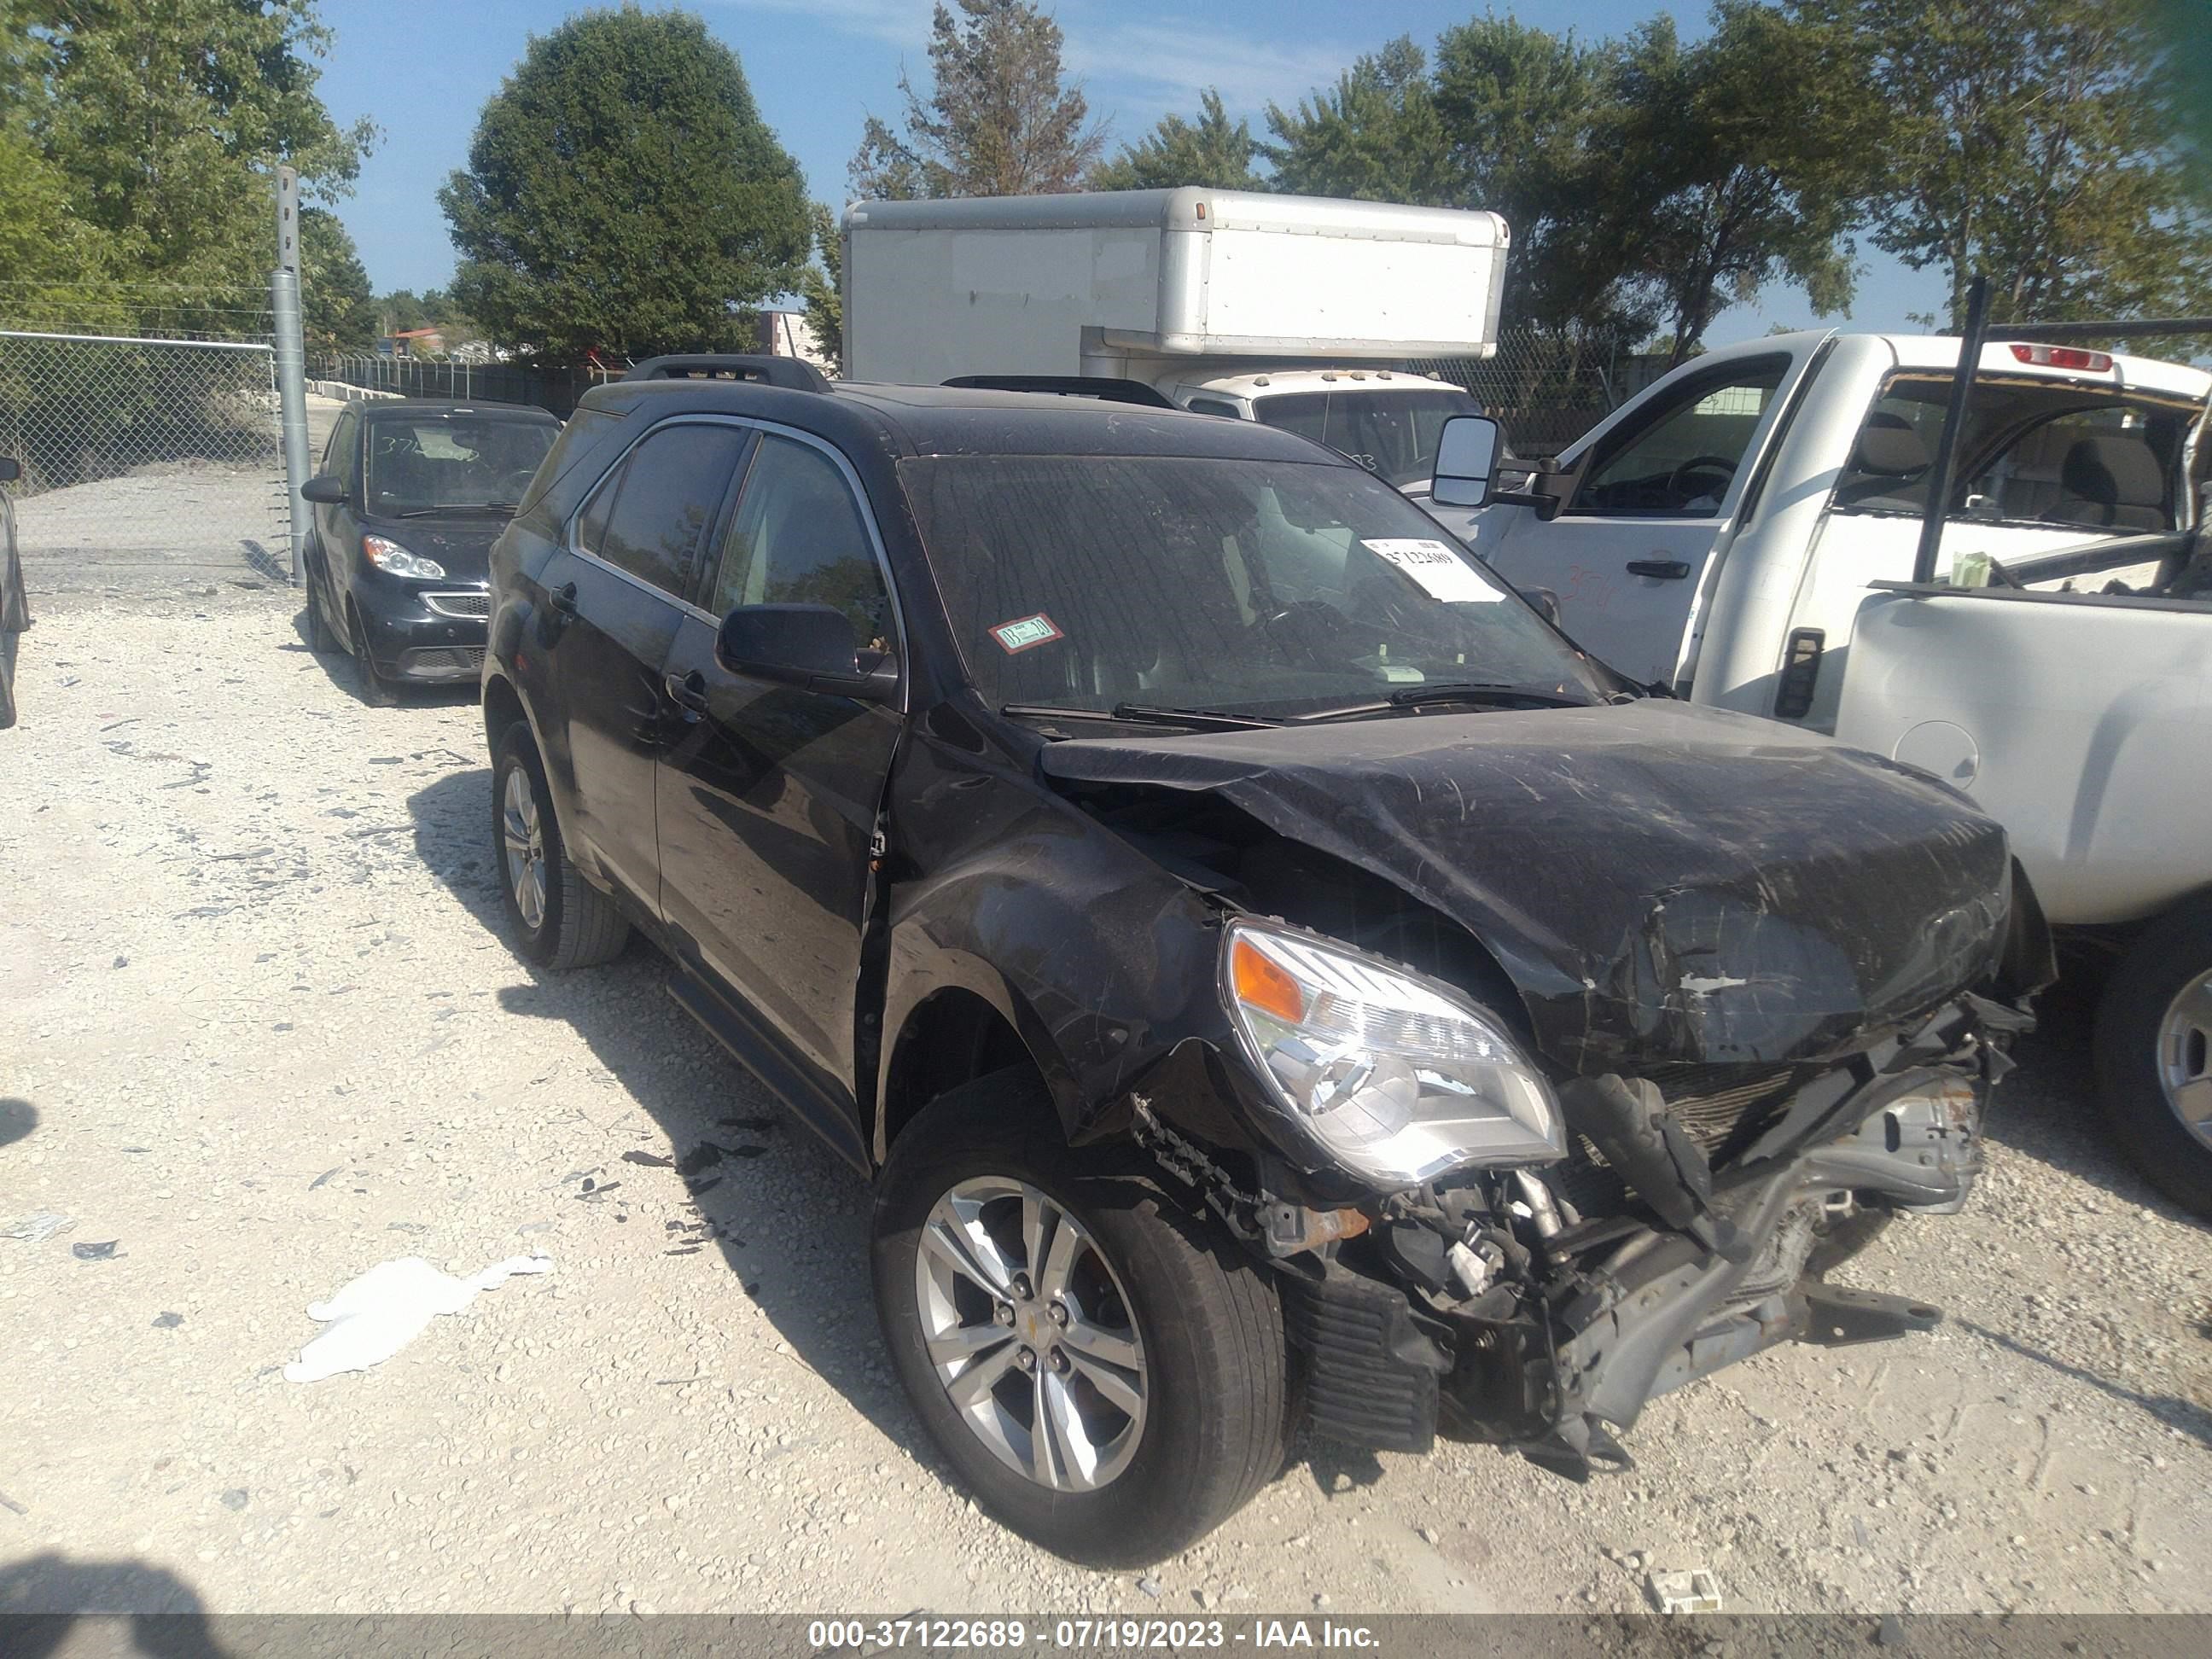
1221,919,1564,1189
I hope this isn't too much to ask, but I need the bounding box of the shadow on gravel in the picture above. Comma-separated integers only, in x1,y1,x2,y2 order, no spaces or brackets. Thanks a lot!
288,602,480,712
0,1097,34,1150
1955,1319,2212,1451
0,1551,225,1656
404,767,956,1481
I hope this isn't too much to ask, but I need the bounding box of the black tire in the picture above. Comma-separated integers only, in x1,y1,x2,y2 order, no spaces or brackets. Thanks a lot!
348,601,398,706
303,552,336,653
490,720,631,969
2093,911,2212,1219
872,1071,1289,1566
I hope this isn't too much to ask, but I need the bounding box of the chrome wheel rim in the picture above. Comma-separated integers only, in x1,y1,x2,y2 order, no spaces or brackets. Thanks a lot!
2157,969,2212,1151
501,767,547,931
914,1177,1147,1492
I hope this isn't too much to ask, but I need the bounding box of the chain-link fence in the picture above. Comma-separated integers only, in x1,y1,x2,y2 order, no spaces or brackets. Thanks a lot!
0,328,290,596
1409,329,1677,457
313,352,626,417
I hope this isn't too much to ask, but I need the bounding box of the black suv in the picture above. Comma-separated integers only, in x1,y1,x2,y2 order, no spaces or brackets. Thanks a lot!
481,358,2047,1565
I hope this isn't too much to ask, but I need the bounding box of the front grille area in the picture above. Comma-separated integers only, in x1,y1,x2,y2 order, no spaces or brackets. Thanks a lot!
1552,1062,1810,1218
423,591,491,619
402,646,486,675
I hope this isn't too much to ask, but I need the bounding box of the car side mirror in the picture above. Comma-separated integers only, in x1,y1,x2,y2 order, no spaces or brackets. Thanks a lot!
1430,415,1502,509
301,474,348,505
0,457,19,485
715,602,898,702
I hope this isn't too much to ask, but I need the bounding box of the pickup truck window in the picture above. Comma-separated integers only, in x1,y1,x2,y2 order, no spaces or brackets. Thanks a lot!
1569,356,1789,518
1834,375,2193,531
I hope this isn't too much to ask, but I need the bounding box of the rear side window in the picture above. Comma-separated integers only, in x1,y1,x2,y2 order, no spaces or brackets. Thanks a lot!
581,423,748,597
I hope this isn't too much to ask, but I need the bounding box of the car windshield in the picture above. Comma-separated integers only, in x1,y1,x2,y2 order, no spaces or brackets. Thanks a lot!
364,415,557,515
1251,387,1479,486
901,454,1605,719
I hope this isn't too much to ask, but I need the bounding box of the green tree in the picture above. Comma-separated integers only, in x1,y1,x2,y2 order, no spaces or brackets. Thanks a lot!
1091,90,1261,191
28,0,373,295
1794,0,2212,332
441,6,811,362
1598,6,1868,366
849,0,1103,200
300,207,376,352
796,203,843,370
1264,38,1458,207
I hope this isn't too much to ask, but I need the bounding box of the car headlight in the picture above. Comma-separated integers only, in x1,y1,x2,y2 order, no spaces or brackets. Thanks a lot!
1221,920,1564,1187
363,534,445,580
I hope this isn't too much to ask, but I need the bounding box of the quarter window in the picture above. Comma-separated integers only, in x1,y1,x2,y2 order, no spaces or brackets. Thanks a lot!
707,435,893,652
585,424,748,597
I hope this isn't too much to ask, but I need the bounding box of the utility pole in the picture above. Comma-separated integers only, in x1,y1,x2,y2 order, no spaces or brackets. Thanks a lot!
271,166,311,585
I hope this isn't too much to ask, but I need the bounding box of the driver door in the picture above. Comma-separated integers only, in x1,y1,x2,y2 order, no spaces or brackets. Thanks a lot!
1476,351,1810,688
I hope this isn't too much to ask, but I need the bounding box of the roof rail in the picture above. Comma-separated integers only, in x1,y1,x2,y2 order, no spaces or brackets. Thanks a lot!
941,374,1176,410
623,354,831,393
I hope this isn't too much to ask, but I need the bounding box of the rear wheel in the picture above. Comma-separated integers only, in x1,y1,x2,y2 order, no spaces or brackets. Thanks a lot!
2095,911,2212,1218
872,1071,1289,1566
490,721,631,969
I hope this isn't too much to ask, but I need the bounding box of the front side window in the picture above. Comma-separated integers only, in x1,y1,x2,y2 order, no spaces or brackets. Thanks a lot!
707,435,893,652
902,454,1604,717
587,424,749,597
1252,387,1480,486
363,414,556,515
1570,356,1790,517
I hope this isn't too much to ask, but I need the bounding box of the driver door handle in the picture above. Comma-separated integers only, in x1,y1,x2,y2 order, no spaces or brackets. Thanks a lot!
663,668,710,718
1627,558,1693,580
548,580,579,614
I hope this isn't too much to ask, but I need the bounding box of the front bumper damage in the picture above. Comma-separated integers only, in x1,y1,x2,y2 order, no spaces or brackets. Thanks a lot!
1248,992,2017,1476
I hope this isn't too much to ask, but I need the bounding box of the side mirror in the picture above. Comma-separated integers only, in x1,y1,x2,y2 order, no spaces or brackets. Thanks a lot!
1430,415,1503,509
301,474,348,505
0,457,19,485
715,602,898,701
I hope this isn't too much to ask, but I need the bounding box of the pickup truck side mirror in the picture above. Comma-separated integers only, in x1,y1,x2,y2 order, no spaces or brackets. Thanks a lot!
0,457,19,485
715,602,898,702
301,474,348,505
1430,416,1501,509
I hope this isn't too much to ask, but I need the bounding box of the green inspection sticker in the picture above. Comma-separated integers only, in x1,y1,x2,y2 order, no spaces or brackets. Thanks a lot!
988,613,1065,654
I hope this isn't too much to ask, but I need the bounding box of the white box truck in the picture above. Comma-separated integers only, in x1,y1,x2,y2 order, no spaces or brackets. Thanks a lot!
840,188,1509,487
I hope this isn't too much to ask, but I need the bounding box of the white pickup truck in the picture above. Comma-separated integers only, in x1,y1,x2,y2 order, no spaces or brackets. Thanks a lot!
1423,321,2212,1215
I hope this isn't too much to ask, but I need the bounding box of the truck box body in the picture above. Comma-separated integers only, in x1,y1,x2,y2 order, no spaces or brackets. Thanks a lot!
841,189,1510,387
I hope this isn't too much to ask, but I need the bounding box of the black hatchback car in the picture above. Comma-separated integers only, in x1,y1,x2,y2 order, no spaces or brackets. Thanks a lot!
301,398,560,702
481,358,2047,1565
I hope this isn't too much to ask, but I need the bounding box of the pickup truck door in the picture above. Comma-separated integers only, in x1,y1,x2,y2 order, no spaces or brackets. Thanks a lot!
1834,584,2212,926
1466,342,1827,689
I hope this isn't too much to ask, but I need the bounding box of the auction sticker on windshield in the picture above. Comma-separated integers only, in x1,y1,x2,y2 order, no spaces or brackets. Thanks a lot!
1363,539,1500,603
988,613,1065,654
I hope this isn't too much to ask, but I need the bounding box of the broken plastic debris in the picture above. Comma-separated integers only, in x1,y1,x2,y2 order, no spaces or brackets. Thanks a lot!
282,1254,553,1382
3,1213,74,1243
1647,1568,1722,1614
71,1240,120,1260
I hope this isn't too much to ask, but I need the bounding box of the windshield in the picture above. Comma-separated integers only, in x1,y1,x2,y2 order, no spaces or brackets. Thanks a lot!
1252,387,1479,486
902,455,1604,719
364,415,557,515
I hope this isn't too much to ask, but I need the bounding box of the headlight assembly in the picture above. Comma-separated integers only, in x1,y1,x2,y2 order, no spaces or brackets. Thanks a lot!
363,534,445,580
1221,919,1564,1187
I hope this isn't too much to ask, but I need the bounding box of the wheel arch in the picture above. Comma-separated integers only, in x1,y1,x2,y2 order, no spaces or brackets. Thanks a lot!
875,974,1066,1166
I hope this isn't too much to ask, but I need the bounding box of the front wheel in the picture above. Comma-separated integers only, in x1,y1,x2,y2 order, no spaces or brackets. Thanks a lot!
303,551,337,653
2094,911,2212,1219
872,1072,1289,1567
348,601,398,706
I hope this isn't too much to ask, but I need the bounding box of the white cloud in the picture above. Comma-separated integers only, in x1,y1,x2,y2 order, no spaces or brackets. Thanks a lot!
702,0,933,51
1060,15,1353,125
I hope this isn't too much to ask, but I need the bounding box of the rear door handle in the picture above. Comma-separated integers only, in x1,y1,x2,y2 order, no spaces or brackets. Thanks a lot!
1626,559,1693,580
548,580,579,614
663,668,710,718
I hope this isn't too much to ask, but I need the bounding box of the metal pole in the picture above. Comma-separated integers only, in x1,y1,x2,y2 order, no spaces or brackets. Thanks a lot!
271,166,311,586
1912,274,1991,585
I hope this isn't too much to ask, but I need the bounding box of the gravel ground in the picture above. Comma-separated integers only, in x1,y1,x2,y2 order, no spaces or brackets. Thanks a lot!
0,591,2208,1619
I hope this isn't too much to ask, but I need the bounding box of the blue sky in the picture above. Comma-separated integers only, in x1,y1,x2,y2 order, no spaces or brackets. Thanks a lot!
311,0,1944,344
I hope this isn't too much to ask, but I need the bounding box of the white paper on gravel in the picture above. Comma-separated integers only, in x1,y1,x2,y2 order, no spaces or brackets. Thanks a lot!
282,1254,553,1382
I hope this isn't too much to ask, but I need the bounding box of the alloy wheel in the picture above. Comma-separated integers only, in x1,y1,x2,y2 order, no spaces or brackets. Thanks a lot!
2157,968,2212,1152
501,766,547,931
913,1177,1148,1492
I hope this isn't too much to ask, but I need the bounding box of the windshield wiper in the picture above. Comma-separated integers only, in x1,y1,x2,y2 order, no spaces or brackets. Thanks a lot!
390,501,520,518
1288,681,1598,722
1000,701,1283,732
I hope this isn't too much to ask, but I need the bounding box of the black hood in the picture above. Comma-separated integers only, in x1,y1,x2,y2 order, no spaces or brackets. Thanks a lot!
1037,701,2015,1072
360,516,505,581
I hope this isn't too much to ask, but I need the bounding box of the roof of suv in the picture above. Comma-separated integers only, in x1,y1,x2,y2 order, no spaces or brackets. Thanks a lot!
572,376,1352,464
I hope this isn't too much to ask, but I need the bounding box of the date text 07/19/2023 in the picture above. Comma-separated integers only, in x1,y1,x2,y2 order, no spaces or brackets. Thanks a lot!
806,1617,1382,1651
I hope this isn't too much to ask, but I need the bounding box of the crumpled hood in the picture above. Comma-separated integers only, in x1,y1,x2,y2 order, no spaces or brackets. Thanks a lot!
1038,700,2014,1071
